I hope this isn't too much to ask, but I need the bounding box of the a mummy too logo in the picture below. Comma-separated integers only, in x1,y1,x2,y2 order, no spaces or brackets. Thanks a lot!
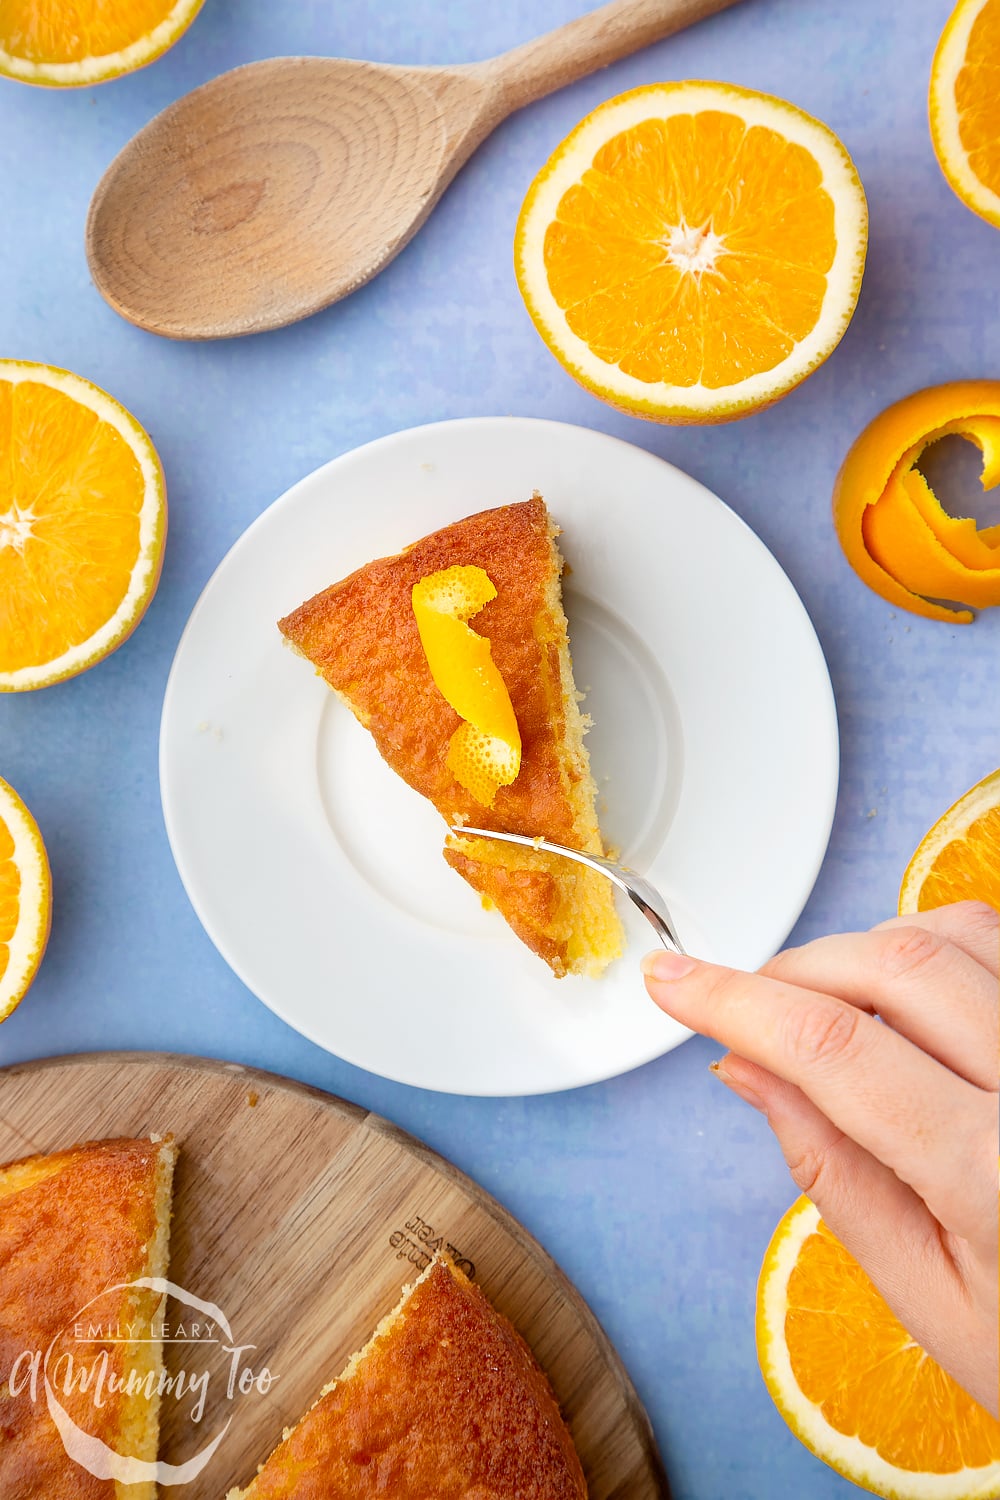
4,1280,277,1485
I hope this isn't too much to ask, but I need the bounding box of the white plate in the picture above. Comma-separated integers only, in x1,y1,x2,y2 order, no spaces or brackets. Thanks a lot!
160,418,838,1096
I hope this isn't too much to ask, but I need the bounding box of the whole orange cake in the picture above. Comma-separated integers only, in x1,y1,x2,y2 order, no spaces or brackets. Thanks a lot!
0,1136,176,1500
227,1258,587,1499
278,495,623,976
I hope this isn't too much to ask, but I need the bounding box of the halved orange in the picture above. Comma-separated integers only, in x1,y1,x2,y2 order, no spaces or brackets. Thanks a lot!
0,0,204,87
0,776,51,1023
758,1195,1000,1498
515,82,868,424
930,0,1000,230
898,768,1000,914
832,382,1000,624
0,360,166,691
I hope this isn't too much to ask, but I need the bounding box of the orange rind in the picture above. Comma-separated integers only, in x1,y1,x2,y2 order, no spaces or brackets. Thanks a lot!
411,566,522,807
832,381,1000,623
757,1195,1000,1497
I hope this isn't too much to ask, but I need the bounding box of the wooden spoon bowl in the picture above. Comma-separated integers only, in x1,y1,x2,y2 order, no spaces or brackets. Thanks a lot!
86,0,744,340
87,58,497,338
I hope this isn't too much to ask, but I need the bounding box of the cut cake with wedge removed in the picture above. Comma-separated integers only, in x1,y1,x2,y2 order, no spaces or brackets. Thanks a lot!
278,494,624,977
0,1135,177,1500
226,1257,587,1499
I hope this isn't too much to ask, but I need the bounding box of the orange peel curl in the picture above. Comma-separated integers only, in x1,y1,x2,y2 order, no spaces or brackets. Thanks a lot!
411,566,521,808
832,380,1000,623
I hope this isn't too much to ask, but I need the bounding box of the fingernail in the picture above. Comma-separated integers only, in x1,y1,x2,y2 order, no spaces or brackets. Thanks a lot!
709,1059,765,1112
641,950,698,982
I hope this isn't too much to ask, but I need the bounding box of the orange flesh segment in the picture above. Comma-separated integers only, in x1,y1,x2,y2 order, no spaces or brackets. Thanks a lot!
0,814,17,983
0,379,145,674
0,0,183,63
914,803,1000,909
543,111,835,389
833,383,1000,622
412,566,522,808
956,0,1000,197
786,1222,1000,1471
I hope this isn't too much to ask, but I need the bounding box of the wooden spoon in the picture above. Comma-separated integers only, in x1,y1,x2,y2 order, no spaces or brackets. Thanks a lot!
86,0,745,340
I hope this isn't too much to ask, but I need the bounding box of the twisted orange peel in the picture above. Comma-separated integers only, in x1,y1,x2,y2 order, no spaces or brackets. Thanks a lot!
412,566,521,807
833,381,1000,623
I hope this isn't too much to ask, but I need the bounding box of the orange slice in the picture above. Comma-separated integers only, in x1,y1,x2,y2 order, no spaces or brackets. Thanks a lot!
758,1195,1000,1498
0,360,166,691
0,0,204,86
515,82,868,424
898,768,1000,914
0,776,51,1023
930,0,1000,230
833,382,1000,623
411,566,521,807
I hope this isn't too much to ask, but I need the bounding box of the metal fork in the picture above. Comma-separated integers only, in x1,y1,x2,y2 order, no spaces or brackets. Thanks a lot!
451,825,685,954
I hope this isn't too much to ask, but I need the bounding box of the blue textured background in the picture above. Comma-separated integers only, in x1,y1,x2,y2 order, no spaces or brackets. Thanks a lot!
2,2,998,1496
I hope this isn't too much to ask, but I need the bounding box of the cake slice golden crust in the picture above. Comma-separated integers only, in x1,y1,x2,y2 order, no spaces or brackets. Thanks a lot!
278,495,623,977
0,1136,176,1500
227,1259,587,1500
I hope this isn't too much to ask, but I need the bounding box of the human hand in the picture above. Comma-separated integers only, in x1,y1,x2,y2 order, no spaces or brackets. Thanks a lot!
642,900,1000,1416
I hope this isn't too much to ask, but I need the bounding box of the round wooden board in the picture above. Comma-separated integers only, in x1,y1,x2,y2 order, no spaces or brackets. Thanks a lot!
0,1052,668,1497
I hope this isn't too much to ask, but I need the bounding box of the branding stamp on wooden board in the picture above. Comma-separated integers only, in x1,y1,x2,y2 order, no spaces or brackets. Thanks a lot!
388,1211,475,1278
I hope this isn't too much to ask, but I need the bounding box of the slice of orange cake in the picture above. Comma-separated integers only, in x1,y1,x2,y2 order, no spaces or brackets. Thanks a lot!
226,1257,587,1499
278,495,623,976
0,1136,176,1499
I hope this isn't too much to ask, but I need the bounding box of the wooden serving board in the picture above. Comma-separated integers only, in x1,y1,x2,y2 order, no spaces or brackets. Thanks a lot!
0,1052,668,1498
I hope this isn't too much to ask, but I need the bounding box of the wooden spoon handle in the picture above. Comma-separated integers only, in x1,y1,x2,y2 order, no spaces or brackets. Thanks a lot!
482,0,746,115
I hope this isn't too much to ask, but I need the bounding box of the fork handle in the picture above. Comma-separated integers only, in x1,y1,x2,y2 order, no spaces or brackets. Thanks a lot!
481,0,747,116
